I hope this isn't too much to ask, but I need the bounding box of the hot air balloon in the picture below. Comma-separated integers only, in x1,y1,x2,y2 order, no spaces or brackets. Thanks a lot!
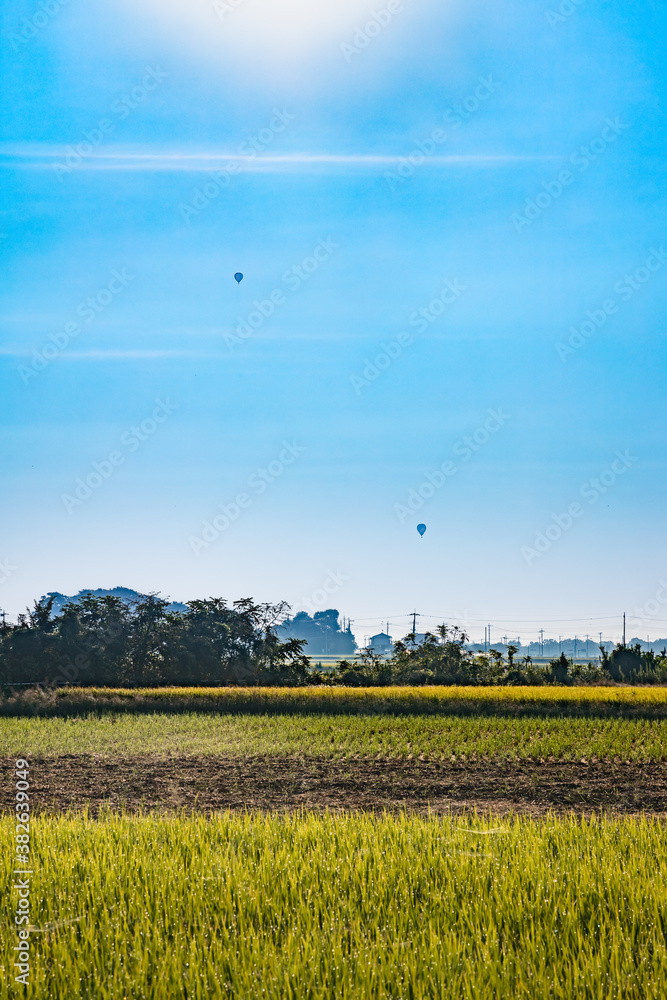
417,523,426,537
234,272,243,284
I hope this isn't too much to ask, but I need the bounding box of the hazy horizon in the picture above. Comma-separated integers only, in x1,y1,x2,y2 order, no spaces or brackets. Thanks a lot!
10,582,661,650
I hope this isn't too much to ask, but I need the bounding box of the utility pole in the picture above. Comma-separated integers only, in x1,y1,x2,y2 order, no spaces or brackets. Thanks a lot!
487,623,492,650
622,612,626,646
539,628,544,657
574,635,577,659
411,610,419,641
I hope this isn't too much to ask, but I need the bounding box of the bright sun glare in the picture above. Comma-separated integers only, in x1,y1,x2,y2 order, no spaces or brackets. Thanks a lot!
123,0,392,63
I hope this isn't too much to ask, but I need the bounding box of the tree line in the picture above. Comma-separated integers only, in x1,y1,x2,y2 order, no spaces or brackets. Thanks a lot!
0,594,312,688
336,626,667,686
1,595,665,689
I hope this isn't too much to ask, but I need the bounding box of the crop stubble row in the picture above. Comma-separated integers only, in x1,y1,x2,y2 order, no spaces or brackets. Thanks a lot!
1,712,666,761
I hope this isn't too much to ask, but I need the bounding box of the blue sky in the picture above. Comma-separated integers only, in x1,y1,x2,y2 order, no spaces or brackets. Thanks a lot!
1,0,666,643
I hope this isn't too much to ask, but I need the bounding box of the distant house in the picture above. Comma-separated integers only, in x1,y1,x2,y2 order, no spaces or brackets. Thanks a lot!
369,632,392,654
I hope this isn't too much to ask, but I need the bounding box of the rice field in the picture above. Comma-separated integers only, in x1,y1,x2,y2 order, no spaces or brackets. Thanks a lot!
6,683,667,719
2,710,667,761
4,686,666,995
2,810,666,999
4,684,667,763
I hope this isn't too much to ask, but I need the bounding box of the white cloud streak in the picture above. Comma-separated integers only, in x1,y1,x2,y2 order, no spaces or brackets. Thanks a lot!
0,148,557,172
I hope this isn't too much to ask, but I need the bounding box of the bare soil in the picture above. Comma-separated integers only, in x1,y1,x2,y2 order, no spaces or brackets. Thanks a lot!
4,756,667,817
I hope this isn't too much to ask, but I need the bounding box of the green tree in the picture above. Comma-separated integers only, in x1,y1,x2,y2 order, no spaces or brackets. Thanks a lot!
547,652,571,685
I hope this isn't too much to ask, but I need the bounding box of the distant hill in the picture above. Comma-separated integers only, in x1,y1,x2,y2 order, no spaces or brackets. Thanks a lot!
41,588,188,616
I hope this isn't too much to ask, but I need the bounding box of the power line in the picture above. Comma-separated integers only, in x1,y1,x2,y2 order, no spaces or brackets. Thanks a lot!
346,611,667,641
351,613,635,625
416,613,625,624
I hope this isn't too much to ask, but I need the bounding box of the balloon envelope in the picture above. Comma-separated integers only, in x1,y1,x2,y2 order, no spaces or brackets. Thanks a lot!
234,272,243,283
417,523,426,537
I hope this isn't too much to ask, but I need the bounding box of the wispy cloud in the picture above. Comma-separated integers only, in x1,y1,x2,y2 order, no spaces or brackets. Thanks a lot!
58,349,219,360
0,347,220,361
0,147,557,172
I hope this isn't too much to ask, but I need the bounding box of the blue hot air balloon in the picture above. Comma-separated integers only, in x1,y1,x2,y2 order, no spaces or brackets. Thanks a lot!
234,272,243,284
417,523,426,537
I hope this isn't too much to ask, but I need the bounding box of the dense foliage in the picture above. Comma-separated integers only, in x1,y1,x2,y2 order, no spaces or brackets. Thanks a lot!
278,609,357,655
336,625,667,687
1,597,666,688
0,594,311,688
